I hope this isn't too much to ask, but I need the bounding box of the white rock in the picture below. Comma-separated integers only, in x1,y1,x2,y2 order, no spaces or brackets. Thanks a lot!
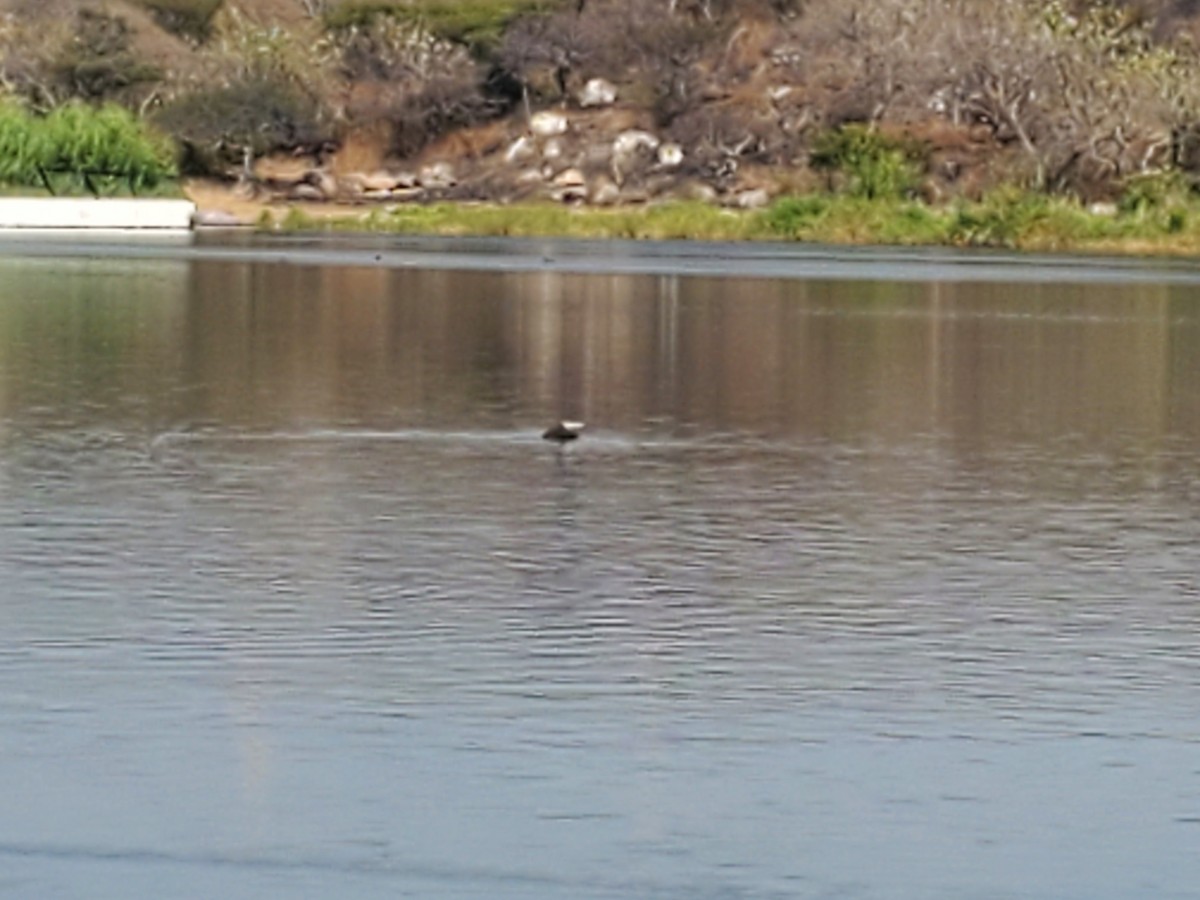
733,188,771,209
542,138,564,161
505,136,535,164
613,129,660,157
657,143,684,168
1089,201,1118,217
582,142,613,167
553,184,588,204
552,167,586,187
685,182,719,204
308,170,339,199
578,77,617,108
361,171,400,192
290,183,325,202
590,178,620,206
193,209,245,227
530,110,569,137
389,187,425,202
418,162,456,189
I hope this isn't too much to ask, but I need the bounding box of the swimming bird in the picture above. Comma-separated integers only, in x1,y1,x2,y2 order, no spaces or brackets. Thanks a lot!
543,421,585,442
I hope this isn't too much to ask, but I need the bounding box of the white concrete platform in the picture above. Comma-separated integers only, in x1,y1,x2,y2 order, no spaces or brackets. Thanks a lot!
0,198,195,230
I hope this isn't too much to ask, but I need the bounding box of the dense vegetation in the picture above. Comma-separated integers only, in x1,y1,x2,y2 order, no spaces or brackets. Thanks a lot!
0,98,176,193
262,184,1200,256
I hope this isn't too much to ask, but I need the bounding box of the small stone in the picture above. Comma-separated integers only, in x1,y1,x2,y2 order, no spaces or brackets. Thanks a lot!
192,209,244,227
289,183,324,202
309,170,339,199
553,184,589,204
361,171,401,192
552,167,586,188
418,162,456,189
578,77,617,108
657,143,684,168
590,178,621,206
582,142,613,167
389,187,425,202
612,130,662,185
613,129,660,157
530,110,569,137
685,182,719,204
732,187,771,209
505,136,535,164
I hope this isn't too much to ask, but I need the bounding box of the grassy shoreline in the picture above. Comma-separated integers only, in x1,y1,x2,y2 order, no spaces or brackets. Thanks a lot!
255,191,1200,258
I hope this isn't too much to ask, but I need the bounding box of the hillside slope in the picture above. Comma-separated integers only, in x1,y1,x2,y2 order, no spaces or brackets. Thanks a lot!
3,0,1200,210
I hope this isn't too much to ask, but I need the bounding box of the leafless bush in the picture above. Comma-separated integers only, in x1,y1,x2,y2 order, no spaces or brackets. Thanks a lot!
499,0,730,121
496,10,588,104
666,100,792,185
134,0,224,43
336,15,474,82
295,0,330,18
387,73,497,157
203,6,338,85
331,17,496,158
780,0,1200,194
155,74,327,175
0,7,163,109
152,7,340,174
0,11,71,107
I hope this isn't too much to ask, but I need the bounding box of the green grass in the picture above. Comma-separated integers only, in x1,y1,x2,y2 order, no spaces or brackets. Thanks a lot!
325,0,564,48
0,99,177,195
810,125,922,201
0,100,42,187
272,200,758,240
257,187,1200,257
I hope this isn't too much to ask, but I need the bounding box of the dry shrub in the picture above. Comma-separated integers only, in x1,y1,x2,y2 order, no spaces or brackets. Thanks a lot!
0,6,164,108
331,16,496,158
667,98,791,182
335,13,473,81
56,10,163,103
133,0,224,42
386,70,496,157
152,6,339,173
495,10,586,102
155,74,327,173
778,0,1200,195
498,0,730,120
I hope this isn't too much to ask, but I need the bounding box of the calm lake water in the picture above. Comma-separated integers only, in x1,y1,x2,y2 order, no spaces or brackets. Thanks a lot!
2,236,1200,900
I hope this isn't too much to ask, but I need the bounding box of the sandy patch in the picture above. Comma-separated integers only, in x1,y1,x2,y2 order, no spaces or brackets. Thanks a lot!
184,179,364,226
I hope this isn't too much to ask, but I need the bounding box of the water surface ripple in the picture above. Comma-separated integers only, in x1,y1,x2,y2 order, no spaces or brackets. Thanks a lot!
1,246,1199,900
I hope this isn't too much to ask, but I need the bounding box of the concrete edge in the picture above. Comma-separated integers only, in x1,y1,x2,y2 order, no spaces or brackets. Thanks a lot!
0,198,197,231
